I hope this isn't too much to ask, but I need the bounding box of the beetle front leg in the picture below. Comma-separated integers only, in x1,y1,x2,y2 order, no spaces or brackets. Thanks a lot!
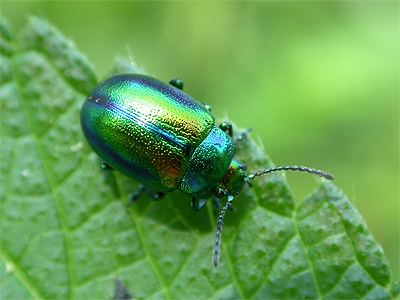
169,78,184,90
219,122,233,137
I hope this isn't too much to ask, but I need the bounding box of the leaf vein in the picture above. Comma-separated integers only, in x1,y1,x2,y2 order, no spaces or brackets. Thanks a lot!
321,262,355,296
168,239,200,287
75,256,147,288
250,233,296,298
0,249,45,300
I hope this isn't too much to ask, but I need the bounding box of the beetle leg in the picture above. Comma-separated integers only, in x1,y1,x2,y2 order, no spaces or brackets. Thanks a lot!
169,78,184,90
203,103,212,112
191,198,208,211
244,176,253,187
100,162,113,170
150,192,166,201
143,188,166,201
128,185,146,206
199,101,212,112
219,122,233,137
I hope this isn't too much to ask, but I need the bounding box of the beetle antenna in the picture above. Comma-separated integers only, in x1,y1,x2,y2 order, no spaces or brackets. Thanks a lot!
213,195,234,267
247,165,335,181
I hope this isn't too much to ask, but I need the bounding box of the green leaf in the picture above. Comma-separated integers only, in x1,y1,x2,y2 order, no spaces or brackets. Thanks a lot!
0,17,397,300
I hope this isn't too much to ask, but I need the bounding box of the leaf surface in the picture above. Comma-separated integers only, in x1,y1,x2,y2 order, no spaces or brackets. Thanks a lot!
0,17,397,300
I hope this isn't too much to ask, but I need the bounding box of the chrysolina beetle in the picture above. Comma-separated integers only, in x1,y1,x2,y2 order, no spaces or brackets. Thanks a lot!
81,74,335,266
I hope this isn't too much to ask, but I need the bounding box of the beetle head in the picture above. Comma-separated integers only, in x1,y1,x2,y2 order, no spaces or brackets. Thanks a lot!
218,159,247,197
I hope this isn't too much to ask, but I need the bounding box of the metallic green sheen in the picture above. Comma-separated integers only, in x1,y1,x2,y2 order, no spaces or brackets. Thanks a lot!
179,127,235,197
81,74,214,192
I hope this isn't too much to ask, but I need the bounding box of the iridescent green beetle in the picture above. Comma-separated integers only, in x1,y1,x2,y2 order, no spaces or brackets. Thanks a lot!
81,74,334,266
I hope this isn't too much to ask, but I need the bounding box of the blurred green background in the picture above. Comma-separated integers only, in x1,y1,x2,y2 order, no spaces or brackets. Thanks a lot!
2,1,398,280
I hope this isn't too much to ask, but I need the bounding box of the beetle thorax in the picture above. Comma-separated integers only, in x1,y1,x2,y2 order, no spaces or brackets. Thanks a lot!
179,127,236,197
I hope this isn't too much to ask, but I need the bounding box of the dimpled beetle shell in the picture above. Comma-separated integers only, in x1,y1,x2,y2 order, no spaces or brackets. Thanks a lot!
81,74,236,196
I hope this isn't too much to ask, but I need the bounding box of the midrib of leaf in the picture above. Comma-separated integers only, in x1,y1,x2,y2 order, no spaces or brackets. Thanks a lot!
10,50,74,299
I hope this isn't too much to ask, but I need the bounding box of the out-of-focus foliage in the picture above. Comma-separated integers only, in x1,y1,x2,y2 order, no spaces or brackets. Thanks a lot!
1,0,398,282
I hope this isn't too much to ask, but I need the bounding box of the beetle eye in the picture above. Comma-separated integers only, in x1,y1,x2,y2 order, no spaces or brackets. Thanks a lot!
240,164,247,171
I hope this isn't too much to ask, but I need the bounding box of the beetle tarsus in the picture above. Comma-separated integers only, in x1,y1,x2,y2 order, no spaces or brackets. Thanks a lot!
149,192,166,201
169,78,184,90
191,198,208,210
201,102,212,112
100,162,113,170
128,187,165,206
128,185,146,206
